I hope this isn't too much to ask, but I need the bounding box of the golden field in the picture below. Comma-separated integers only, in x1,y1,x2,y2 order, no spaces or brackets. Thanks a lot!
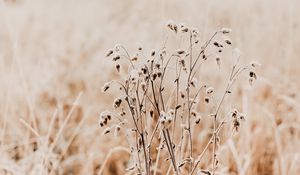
0,0,299,174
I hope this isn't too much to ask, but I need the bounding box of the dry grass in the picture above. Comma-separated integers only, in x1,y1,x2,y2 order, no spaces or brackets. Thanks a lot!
0,0,300,175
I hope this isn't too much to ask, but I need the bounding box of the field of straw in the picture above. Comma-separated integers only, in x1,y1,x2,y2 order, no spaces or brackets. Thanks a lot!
0,0,300,175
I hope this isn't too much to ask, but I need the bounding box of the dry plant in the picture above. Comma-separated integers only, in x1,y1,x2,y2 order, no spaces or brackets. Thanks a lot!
100,21,260,175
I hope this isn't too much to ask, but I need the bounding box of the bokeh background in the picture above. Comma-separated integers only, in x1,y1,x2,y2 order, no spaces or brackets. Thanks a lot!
0,0,299,174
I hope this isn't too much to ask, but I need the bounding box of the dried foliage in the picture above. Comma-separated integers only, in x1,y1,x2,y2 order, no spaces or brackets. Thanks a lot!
101,21,259,175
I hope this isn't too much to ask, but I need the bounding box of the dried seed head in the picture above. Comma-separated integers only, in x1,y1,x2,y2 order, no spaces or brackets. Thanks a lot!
204,96,209,103
225,38,232,45
239,113,246,121
141,82,147,91
173,24,178,33
179,58,186,67
221,27,232,34
181,27,189,33
116,64,120,72
141,67,148,75
112,55,120,61
249,61,261,67
192,28,199,34
151,50,156,57
160,111,173,128
120,110,126,116
106,49,114,57
99,111,112,127
213,41,221,47
129,69,140,82
231,108,238,118
114,125,121,136
131,56,138,61
102,128,111,135
191,111,197,117
190,78,198,87
249,71,257,79
150,109,154,118
103,118,108,125
167,20,175,30
102,82,111,92
180,90,185,99
175,105,182,110
206,87,214,94
114,44,120,51
216,56,221,69
113,97,122,108
151,73,157,81
177,49,186,55
154,63,160,69
233,119,240,132
157,71,162,78
249,77,254,86
168,109,175,116
195,116,201,124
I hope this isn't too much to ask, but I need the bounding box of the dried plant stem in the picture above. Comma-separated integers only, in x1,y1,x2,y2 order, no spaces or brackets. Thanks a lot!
190,120,226,175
